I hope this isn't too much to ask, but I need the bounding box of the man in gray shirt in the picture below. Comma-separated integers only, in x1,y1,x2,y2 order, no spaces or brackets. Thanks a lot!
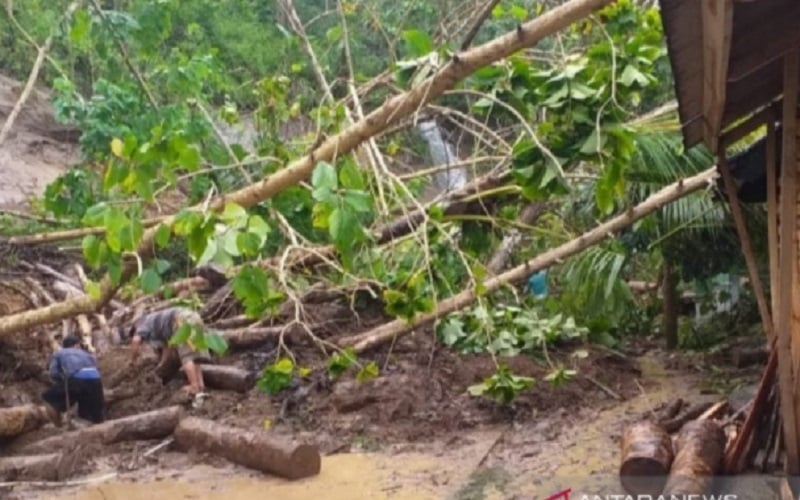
128,307,210,395
41,335,105,425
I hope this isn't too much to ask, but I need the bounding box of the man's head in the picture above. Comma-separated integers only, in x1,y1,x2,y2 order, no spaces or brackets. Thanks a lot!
62,334,82,349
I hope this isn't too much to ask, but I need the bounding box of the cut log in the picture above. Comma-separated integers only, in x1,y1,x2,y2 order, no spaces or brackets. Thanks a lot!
338,168,719,353
22,406,182,454
219,324,304,348
0,405,50,438
200,365,256,393
0,453,79,481
619,421,674,495
662,420,726,495
660,401,714,433
173,416,321,480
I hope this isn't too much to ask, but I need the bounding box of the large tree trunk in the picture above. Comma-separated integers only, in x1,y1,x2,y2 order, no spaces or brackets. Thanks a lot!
22,406,183,454
200,365,255,393
0,0,614,339
173,417,321,480
0,405,51,439
662,259,679,349
663,420,726,495
338,168,719,353
0,452,79,481
619,421,674,495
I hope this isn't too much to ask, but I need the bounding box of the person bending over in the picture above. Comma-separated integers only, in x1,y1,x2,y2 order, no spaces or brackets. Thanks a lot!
42,334,105,425
128,307,209,394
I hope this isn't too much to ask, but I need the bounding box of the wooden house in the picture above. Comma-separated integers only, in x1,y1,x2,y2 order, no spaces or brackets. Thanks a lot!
659,0,800,483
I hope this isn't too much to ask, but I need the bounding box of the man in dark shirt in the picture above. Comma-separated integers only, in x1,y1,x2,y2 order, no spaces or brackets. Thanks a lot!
42,335,105,425
128,307,209,395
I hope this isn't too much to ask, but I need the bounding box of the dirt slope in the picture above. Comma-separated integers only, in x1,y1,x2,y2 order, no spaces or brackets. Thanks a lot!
0,74,79,210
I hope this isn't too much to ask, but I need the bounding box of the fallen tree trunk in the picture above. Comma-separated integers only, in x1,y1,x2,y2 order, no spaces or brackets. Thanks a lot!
662,420,726,495
4,217,166,246
219,324,305,349
200,365,256,393
619,421,674,495
173,416,321,480
23,406,182,453
0,453,79,481
338,168,719,353
0,0,614,339
0,405,50,439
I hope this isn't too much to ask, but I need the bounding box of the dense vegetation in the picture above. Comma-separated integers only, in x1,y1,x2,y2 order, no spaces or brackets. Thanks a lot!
0,0,764,403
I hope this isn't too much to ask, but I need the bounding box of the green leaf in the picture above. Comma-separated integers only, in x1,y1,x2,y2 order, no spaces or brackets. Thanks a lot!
85,280,102,300
236,231,262,257
257,357,295,395
169,323,192,346
82,234,103,268
619,64,649,87
220,202,248,226
154,223,171,248
327,348,356,378
204,332,229,355
343,190,373,214
247,215,271,243
402,29,434,57
139,268,162,293
70,9,91,44
311,162,338,193
339,160,365,190
356,361,379,383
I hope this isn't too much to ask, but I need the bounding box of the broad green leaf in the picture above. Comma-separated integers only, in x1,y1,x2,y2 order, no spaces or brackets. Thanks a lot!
154,223,171,248
82,234,103,268
619,64,649,87
139,268,162,293
110,138,124,158
402,29,434,57
247,215,271,242
236,231,262,257
70,9,91,44
311,162,338,192
343,190,373,214
204,332,229,355
339,160,365,190
220,202,248,226
169,323,192,345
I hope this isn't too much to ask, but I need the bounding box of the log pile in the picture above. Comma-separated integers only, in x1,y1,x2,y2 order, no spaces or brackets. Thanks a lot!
619,345,781,496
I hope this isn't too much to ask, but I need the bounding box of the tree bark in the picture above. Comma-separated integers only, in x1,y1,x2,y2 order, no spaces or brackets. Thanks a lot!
0,405,51,439
200,365,256,393
0,453,79,481
338,168,719,353
0,0,614,339
619,421,674,495
22,406,183,454
663,420,726,495
662,259,679,350
173,416,321,480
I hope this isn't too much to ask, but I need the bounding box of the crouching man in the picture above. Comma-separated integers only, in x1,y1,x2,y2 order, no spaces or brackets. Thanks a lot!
42,334,105,425
128,307,210,395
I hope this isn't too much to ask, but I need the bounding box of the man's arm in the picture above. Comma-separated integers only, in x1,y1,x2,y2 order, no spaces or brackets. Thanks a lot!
130,334,143,363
